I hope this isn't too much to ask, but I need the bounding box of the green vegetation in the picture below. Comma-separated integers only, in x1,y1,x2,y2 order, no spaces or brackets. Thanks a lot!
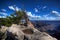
0,10,29,27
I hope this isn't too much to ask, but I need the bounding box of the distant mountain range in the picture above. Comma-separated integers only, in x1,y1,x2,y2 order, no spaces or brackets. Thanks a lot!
31,20,60,40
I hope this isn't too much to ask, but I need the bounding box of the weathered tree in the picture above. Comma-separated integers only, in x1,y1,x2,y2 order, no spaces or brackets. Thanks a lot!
13,6,29,26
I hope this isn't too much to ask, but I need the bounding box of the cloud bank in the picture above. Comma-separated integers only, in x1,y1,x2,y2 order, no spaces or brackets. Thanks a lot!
0,12,7,18
27,11,60,20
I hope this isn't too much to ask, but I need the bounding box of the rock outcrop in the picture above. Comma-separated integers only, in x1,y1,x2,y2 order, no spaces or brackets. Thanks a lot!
4,24,57,40
0,23,57,40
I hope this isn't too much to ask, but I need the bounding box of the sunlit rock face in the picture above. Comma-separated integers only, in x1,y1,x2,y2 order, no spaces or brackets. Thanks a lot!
1,26,8,33
0,24,57,40
5,24,57,40
6,24,24,40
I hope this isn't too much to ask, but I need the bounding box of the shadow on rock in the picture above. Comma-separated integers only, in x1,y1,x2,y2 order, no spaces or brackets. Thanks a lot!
5,31,18,40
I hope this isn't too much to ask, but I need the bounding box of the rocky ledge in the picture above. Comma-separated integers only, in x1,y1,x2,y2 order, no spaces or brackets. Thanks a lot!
0,24,57,40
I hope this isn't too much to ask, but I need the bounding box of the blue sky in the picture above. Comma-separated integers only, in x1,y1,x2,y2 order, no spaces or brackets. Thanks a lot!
0,0,60,20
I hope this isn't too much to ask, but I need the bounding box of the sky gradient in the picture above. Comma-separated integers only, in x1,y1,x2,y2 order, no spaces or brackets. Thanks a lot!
0,0,60,20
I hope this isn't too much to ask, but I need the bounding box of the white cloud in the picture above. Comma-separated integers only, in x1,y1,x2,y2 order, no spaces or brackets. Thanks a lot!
26,11,60,20
43,6,47,9
8,6,15,10
1,9,6,12
0,15,6,18
15,7,20,11
0,16,6,18
46,17,56,20
27,12,40,17
0,12,7,16
27,12,41,20
0,12,7,18
43,14,50,17
34,8,39,12
8,5,20,11
0,16,2,18
42,14,57,20
26,12,32,16
52,11,58,14
52,10,60,16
